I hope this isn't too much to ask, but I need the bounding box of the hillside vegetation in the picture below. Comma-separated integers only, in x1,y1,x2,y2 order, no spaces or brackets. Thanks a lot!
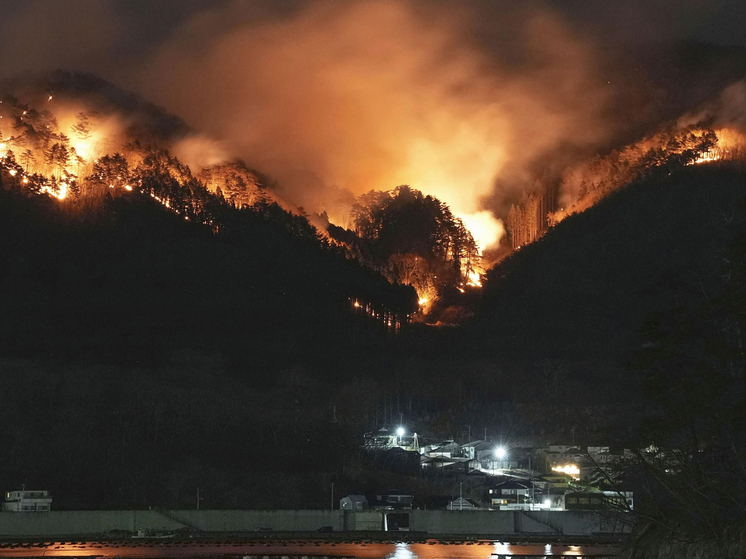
472,162,746,363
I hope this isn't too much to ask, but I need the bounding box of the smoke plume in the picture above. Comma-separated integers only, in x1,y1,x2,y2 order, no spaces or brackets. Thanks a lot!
132,0,623,250
5,1,738,250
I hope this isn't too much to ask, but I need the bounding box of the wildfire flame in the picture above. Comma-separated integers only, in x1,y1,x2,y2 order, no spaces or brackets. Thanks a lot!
552,464,580,479
466,269,482,287
689,150,721,165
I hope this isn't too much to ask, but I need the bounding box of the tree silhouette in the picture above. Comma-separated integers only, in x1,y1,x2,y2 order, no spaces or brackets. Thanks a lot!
351,185,478,291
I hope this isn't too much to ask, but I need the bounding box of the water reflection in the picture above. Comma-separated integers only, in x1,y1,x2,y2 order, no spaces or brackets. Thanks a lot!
385,543,416,559
0,539,619,558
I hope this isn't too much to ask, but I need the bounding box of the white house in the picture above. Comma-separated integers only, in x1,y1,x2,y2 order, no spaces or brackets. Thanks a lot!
3,490,52,512
447,497,481,510
340,494,368,511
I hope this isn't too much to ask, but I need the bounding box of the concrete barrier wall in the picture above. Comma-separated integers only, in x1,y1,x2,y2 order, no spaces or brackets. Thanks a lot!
347,511,383,531
171,510,345,532
409,511,629,537
0,509,630,538
0,510,183,537
409,511,514,535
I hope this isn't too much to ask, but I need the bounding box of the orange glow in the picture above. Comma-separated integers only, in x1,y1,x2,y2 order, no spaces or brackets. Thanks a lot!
552,464,580,478
73,140,91,159
466,270,482,287
139,0,616,254
459,211,504,253
40,182,68,200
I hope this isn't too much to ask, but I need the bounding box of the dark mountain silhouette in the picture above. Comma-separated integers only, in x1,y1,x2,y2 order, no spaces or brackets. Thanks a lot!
470,161,746,364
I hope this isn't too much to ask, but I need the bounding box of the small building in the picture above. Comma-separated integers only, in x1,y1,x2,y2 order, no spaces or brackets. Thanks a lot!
372,490,414,510
340,494,368,511
422,440,461,459
3,490,52,512
421,455,474,474
563,490,634,511
446,497,482,510
364,427,420,452
460,440,494,461
488,479,533,507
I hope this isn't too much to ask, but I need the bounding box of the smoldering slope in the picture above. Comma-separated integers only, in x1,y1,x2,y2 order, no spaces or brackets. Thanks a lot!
132,0,627,250
3,1,729,252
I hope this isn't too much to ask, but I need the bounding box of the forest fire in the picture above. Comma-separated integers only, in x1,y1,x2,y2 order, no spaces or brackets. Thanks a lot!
3,65,746,327
552,464,581,479
690,151,721,165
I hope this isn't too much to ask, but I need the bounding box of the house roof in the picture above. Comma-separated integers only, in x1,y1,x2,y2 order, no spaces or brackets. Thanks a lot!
342,494,368,503
461,440,494,450
495,480,532,490
447,497,481,509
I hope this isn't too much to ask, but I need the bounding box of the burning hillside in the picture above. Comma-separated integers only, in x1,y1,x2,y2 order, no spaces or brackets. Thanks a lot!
0,73,424,345
0,73,286,211
0,72,491,318
504,105,746,252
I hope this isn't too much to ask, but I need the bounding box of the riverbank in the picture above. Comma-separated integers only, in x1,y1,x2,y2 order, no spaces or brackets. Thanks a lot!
0,509,630,540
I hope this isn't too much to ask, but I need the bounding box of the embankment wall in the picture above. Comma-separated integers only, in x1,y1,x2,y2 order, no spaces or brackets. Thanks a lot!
0,509,630,538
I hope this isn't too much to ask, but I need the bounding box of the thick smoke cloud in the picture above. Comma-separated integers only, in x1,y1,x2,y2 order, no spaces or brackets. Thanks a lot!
132,0,625,249
2,0,744,250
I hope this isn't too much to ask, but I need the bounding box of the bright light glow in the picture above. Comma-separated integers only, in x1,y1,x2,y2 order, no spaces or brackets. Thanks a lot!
40,182,68,200
552,464,580,478
391,542,414,559
458,210,505,253
467,269,482,287
9,170,17,176
543,498,551,507
689,151,721,165
74,141,91,159
418,298,428,306
396,427,405,437
494,446,506,459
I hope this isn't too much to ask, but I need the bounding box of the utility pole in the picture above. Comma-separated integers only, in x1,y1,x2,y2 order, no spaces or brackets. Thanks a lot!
528,454,533,509
197,487,200,510
459,483,463,510
331,482,334,511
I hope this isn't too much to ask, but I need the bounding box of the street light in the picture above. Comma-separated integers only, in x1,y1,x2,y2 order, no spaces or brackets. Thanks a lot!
494,446,507,475
396,427,405,447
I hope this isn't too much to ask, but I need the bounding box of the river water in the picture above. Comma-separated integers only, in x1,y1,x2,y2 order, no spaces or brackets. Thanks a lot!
0,539,620,558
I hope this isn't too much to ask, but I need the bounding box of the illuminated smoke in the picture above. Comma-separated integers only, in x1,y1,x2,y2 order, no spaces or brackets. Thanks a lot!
134,0,619,251
172,135,231,170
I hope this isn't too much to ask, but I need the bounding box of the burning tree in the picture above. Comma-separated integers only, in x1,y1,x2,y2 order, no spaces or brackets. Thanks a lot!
549,126,718,226
197,161,267,207
351,185,479,305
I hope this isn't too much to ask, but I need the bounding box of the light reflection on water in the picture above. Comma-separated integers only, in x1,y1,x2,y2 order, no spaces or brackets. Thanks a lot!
378,541,616,558
0,540,618,558
385,543,417,559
